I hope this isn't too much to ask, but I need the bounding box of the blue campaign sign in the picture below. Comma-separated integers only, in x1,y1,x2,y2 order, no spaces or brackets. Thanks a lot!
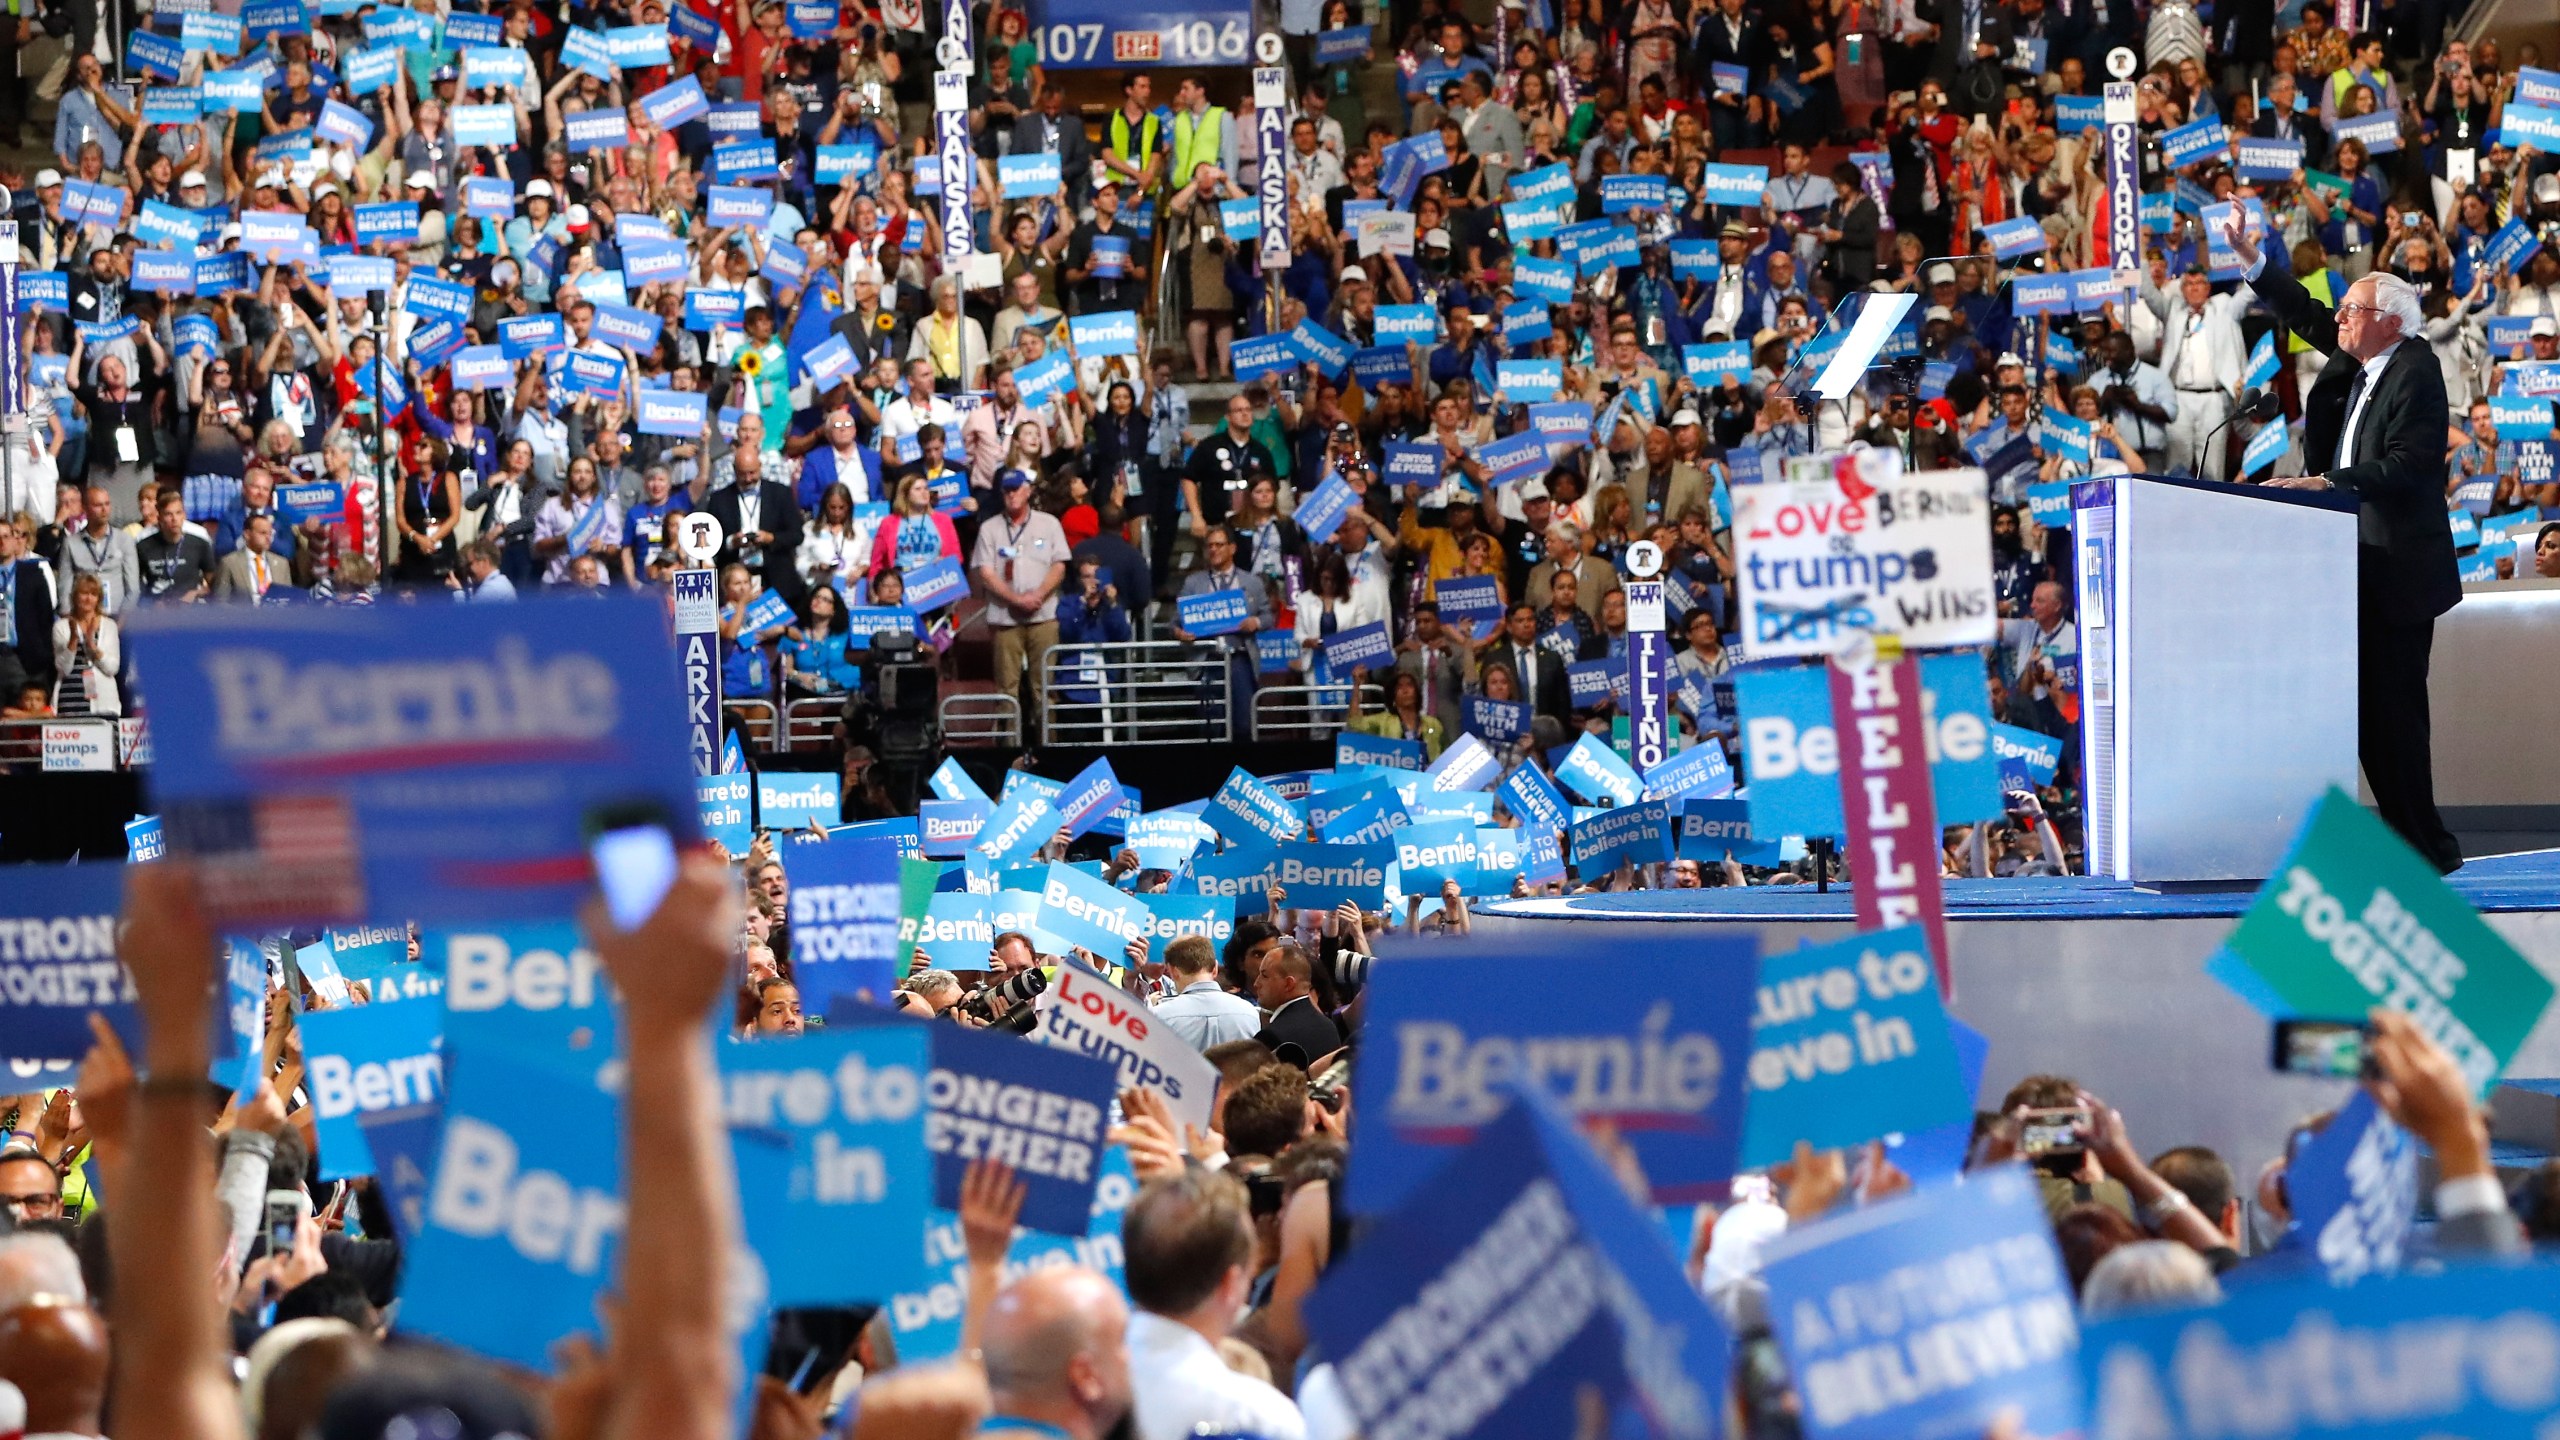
999,151,1063,198
1434,575,1504,633
1642,741,1734,801
2012,272,2073,315
1267,841,1396,909
1498,754,1572,835
1231,333,1298,383
1982,216,2045,258
1142,893,1231,948
2277,1088,2415,1280
2486,217,2544,277
1512,254,1574,304
1393,818,1481,889
2054,93,2104,130
433,921,618,1062
1502,299,1554,344
2039,407,2093,463
902,556,968,611
1735,654,2002,838
1374,303,1436,344
1677,796,1780,866
1323,621,1395,675
721,1027,932,1307
1599,173,1668,213
131,249,198,294
1067,309,1140,358
783,837,902,1011
1217,195,1262,240
2334,110,2401,154
2157,117,2230,168
2503,102,2560,151
1494,358,1562,401
1312,781,1410,845
1565,658,1617,706
2234,135,2303,180
1574,224,1640,274
1348,937,1759,1213
1667,238,1720,280
1554,732,1643,806
971,791,1059,868
1738,926,1970,1168
603,22,671,65
1353,347,1417,391
758,773,843,832
133,597,695,927
592,302,664,352
317,97,374,149
1501,198,1564,241
1294,471,1359,544
1052,758,1127,841
1175,588,1250,637
1990,722,2061,790
127,26,183,77
1682,341,1753,386
918,799,987,858
1011,352,1075,406
401,1048,623,1369
2489,394,2553,440
1206,767,1305,847
565,109,628,153
929,756,990,805
1465,696,1527,744
2026,481,2075,529
707,184,774,227
499,312,566,359
1309,1089,1729,1440
639,73,710,129
451,103,518,148
298,1001,444,1179
1035,862,1150,959
126,814,166,861
1290,320,1352,379
1476,430,1546,487
912,1019,1118,1235
1761,1164,2083,1440
1336,730,1426,772
1571,799,1674,872
2079,1259,2560,1439
0,865,133,1063
1699,161,1768,205
637,388,708,437
697,773,753,852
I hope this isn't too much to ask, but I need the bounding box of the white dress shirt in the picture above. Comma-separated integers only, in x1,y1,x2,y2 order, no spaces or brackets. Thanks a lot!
1128,1310,1308,1440
2335,338,2404,475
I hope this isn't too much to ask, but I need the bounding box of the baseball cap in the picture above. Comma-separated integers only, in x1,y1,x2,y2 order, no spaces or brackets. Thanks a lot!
2534,316,2560,338
1996,351,2027,368
32,168,59,188
1670,408,1703,427
2538,173,2560,203
1518,478,1550,500
404,171,435,190
179,169,207,189
998,468,1032,490
1924,304,1955,323
567,203,592,231
525,178,555,199
1422,227,1451,247
1340,260,1369,282
254,167,285,189
1925,261,1957,285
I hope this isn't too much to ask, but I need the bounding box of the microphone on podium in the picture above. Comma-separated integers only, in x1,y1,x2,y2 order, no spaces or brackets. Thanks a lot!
2203,386,2285,478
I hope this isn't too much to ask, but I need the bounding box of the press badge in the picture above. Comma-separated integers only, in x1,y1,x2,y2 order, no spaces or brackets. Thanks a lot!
115,425,140,464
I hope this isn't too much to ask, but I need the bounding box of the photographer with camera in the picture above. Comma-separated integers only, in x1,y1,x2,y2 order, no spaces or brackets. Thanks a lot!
955,933,1050,1035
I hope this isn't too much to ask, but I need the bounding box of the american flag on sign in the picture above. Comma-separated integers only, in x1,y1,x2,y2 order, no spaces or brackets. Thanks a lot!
169,795,366,925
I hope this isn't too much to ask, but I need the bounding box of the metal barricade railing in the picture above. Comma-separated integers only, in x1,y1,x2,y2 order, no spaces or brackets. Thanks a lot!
939,692,1021,748
724,700,779,751
1251,684,1383,742
782,699,843,753
1040,641,1238,747
0,719,45,769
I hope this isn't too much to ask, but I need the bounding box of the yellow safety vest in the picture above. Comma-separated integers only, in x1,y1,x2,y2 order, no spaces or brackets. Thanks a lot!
1108,108,1162,186
1171,107,1227,192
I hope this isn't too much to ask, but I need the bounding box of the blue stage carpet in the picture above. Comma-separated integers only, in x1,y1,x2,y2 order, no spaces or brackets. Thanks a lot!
1500,848,2560,922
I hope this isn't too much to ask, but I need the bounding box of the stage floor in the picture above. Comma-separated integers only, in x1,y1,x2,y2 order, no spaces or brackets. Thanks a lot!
1478,848,2560,924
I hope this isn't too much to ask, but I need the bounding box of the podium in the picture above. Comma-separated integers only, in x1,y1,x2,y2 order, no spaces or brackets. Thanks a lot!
2069,474,2360,883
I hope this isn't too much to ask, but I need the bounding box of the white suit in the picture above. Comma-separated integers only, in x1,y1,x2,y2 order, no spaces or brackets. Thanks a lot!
2143,279,2249,480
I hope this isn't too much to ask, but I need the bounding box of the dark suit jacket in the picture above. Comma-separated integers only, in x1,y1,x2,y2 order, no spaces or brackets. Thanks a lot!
1254,995,1342,1068
1009,112,1094,190
703,481,808,593
1489,638,1573,723
3,558,51,685
2250,259,2459,621
2250,109,2331,172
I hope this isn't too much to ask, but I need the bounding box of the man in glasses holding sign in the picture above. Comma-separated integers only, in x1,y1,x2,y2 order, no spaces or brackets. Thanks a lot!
2221,209,2463,875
